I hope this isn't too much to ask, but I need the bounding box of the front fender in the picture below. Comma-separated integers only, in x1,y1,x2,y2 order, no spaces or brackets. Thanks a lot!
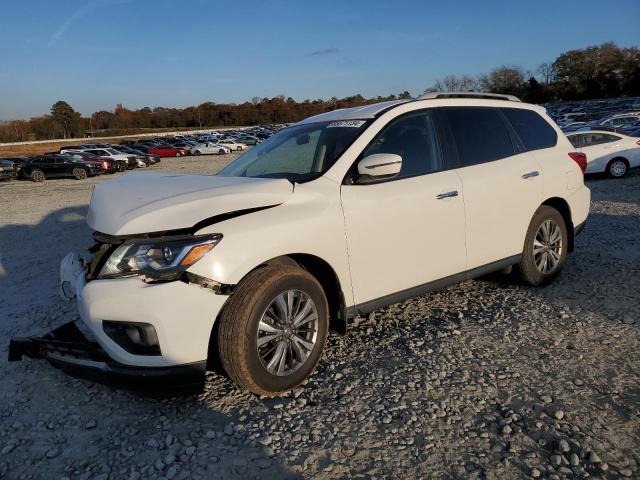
188,177,355,307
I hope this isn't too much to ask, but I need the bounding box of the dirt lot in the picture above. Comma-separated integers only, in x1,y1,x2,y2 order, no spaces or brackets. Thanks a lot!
0,156,638,479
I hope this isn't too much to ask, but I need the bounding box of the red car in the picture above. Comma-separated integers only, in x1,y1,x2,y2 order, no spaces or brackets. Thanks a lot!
61,151,123,173
147,145,189,157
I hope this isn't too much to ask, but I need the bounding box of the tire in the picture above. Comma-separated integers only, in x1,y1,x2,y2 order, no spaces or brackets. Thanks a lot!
606,158,628,178
116,162,127,173
73,168,88,180
218,149,225,155
217,265,329,396
236,146,242,151
194,150,202,156
30,169,45,182
517,206,568,286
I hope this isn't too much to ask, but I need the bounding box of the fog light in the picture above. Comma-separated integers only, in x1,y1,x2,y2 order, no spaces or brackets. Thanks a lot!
103,321,161,355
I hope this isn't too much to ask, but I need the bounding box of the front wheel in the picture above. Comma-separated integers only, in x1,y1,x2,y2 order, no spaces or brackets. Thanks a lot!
116,162,127,173
217,265,329,396
607,158,628,178
218,149,225,155
517,206,568,286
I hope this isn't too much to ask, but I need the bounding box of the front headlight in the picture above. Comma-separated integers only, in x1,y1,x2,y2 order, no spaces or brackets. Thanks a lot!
99,234,222,280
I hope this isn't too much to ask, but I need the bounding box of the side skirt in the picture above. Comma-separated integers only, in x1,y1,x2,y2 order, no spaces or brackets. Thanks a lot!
345,254,522,318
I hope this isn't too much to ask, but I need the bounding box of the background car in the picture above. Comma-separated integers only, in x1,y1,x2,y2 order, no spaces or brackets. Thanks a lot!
60,150,121,173
191,143,230,155
217,140,247,151
567,130,640,178
0,159,18,181
20,155,103,181
147,145,189,157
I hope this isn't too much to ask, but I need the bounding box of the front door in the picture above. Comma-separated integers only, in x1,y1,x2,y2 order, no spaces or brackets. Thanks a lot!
340,109,467,305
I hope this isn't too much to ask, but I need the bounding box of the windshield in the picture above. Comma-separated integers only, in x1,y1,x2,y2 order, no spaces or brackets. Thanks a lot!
218,120,371,182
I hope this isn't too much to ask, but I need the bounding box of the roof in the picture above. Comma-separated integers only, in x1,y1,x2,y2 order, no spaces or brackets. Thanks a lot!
296,100,409,125
295,92,526,126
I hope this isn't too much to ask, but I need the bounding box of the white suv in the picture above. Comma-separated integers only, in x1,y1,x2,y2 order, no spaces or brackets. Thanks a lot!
10,93,590,395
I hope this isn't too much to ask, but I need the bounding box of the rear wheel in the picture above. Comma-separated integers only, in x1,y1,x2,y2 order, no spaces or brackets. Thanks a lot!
517,206,568,286
73,168,87,180
236,146,242,151
219,149,225,155
217,265,329,396
607,158,628,178
116,162,126,173
31,169,45,182
194,150,202,156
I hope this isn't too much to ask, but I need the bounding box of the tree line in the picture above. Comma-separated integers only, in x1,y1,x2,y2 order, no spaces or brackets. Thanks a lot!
1,42,638,143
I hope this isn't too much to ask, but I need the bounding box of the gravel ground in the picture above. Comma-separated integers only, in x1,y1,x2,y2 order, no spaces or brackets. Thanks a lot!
0,157,638,480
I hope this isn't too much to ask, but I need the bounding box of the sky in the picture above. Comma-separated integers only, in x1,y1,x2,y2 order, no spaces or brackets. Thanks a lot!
0,0,639,120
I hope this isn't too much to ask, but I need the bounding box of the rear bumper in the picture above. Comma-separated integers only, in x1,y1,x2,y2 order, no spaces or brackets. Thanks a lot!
9,322,206,393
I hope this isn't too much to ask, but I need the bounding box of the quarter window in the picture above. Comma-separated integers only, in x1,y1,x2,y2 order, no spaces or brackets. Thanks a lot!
439,107,517,167
501,108,557,151
360,110,442,179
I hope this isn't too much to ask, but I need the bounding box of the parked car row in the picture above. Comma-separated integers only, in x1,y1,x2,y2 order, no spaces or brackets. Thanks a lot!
0,125,284,183
546,97,640,134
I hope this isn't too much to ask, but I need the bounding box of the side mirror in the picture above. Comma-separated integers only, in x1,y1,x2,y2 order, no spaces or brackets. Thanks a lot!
356,153,402,180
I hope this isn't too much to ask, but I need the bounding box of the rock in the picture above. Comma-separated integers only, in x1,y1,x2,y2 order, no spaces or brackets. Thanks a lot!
541,395,553,404
0,444,16,455
255,458,272,469
553,410,565,420
619,468,633,477
622,316,635,325
45,448,60,459
558,439,570,453
531,467,541,478
223,424,234,435
501,425,512,435
86,420,97,429
569,453,579,466
550,455,562,466
589,451,602,464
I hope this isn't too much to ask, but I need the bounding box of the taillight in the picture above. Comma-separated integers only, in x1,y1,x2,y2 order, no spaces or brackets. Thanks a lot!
636,140,640,146
568,152,587,174
103,161,108,169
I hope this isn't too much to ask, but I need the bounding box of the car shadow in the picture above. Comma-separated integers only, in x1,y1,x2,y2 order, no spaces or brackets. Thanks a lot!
0,204,300,479
0,205,92,337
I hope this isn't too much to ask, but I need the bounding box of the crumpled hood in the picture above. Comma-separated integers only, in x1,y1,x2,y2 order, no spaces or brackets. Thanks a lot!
86,173,293,235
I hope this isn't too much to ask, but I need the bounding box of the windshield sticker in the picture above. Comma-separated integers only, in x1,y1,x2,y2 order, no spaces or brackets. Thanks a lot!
327,120,367,128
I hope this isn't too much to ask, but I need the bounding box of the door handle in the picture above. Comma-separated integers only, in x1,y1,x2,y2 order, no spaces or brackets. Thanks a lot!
521,171,540,179
436,191,459,200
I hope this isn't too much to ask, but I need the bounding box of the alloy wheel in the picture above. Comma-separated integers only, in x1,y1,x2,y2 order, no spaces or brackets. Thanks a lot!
533,219,562,274
256,289,319,376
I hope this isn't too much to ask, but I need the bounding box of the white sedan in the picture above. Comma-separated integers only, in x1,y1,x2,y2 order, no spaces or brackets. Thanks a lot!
217,140,247,151
191,143,231,155
567,130,640,178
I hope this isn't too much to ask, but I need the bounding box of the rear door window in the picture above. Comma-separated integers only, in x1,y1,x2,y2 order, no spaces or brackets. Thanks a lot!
439,107,517,167
501,108,558,151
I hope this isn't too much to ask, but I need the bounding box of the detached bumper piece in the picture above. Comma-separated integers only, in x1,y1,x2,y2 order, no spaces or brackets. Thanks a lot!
8,322,206,394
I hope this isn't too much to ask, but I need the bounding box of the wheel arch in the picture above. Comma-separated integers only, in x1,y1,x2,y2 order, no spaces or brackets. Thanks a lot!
206,253,348,373
541,197,575,252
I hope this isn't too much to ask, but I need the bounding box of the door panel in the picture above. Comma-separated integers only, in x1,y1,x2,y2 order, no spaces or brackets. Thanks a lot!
341,171,466,305
456,153,542,268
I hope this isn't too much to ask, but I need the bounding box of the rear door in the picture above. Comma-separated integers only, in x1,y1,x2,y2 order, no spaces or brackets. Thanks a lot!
438,107,543,269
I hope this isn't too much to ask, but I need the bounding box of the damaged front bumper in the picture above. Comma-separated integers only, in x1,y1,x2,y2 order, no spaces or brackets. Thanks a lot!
9,251,230,393
8,321,207,393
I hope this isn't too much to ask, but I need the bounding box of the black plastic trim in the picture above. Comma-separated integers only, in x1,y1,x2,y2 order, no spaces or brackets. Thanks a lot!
574,220,586,237
8,322,206,394
346,255,522,318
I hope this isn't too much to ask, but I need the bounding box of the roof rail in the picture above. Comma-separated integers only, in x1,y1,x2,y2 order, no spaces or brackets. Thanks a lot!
418,91,521,102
